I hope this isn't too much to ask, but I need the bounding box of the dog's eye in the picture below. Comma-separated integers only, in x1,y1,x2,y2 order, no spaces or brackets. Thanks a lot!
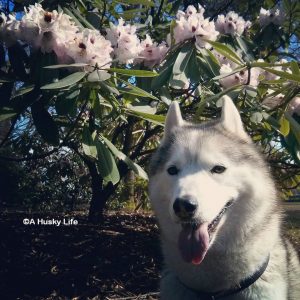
167,166,179,175
211,165,226,174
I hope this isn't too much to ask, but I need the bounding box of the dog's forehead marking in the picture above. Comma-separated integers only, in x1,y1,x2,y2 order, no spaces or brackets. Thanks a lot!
149,124,222,176
149,122,264,176
173,128,236,165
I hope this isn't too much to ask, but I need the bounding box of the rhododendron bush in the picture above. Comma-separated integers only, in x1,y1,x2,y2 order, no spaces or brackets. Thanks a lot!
1,0,300,218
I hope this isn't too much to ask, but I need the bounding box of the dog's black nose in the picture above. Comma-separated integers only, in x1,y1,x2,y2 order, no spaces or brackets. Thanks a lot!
173,196,198,219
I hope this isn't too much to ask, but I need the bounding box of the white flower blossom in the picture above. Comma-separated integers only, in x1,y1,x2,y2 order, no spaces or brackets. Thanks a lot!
215,11,251,36
186,5,197,16
66,29,113,69
219,64,260,88
106,18,141,64
288,97,300,116
259,7,284,27
20,3,78,57
136,34,168,67
257,58,291,82
262,91,284,109
194,18,219,49
173,5,219,49
263,93,300,115
0,13,20,46
212,49,239,69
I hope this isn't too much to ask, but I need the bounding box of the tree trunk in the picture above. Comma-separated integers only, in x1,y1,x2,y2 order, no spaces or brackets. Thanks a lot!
85,158,128,224
124,170,135,207
82,159,104,223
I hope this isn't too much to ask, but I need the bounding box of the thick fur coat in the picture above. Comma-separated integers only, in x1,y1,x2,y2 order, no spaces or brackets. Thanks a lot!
149,97,300,299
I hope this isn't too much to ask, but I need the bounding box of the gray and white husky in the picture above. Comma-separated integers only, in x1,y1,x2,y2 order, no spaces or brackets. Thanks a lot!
149,96,300,300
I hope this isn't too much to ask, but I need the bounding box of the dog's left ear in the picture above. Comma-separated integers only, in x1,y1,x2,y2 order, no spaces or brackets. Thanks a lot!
164,101,183,139
220,96,250,141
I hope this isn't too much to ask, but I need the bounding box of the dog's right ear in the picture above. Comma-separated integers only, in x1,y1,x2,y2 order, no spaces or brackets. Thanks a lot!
220,95,250,141
164,101,183,139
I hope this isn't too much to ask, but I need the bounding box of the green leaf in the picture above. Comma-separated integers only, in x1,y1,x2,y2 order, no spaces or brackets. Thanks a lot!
151,64,173,90
55,89,79,116
95,138,120,185
35,51,59,86
260,79,286,84
101,136,148,180
285,113,300,144
169,71,189,89
235,36,254,61
82,126,98,159
118,78,159,100
0,107,17,121
129,104,156,114
173,43,193,75
250,112,263,123
12,84,35,98
261,67,300,82
206,85,243,103
116,0,154,7
71,7,95,29
283,130,300,164
87,70,111,82
121,8,148,19
186,50,202,82
159,86,172,105
0,74,13,82
86,11,102,29
40,72,86,90
204,40,243,65
250,61,289,68
62,7,84,29
108,68,158,77
31,103,59,146
99,82,120,95
262,112,281,132
44,63,88,69
279,115,290,136
245,86,257,98
126,109,165,125
195,96,206,120
212,66,246,81
90,90,102,118
201,49,221,76
290,61,300,75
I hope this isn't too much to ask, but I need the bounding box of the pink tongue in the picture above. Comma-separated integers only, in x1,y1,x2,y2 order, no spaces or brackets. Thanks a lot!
178,222,209,265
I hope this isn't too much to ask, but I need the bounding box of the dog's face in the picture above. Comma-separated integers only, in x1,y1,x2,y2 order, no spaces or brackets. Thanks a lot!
149,97,271,265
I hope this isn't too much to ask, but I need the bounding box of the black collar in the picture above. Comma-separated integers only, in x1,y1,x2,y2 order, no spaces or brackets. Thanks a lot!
179,254,270,300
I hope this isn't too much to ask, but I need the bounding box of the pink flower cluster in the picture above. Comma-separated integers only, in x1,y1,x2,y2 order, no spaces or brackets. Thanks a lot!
262,93,300,116
136,34,169,68
215,55,297,115
0,4,168,69
173,5,219,49
215,11,251,36
0,13,19,47
213,50,260,89
288,97,300,116
214,41,292,89
219,64,260,88
106,19,168,66
259,7,285,27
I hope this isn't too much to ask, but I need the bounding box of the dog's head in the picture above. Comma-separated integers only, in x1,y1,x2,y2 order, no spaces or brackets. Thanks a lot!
149,96,274,265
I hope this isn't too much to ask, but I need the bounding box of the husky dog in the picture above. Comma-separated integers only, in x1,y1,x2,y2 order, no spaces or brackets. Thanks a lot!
149,96,300,300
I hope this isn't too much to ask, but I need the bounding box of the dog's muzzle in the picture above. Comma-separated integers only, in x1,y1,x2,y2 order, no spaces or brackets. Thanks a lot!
173,196,198,219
